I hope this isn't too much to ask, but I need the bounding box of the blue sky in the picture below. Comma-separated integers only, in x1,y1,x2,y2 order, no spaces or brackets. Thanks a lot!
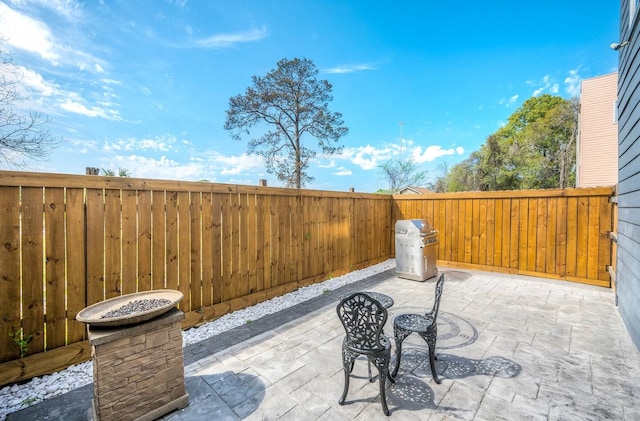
0,0,620,192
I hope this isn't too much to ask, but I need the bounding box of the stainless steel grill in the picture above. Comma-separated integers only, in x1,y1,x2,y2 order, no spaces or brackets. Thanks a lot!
395,219,439,281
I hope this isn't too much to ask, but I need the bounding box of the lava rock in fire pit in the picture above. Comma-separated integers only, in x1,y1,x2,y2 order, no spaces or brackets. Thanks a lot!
77,290,183,327
100,298,172,319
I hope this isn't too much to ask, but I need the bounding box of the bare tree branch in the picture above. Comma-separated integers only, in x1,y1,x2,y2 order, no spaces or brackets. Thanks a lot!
0,42,60,168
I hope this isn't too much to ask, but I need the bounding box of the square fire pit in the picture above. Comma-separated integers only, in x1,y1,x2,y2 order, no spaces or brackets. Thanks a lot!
79,291,189,421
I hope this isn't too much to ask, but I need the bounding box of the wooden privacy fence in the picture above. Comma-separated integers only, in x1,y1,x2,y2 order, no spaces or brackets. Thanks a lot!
0,171,391,386
393,187,615,287
0,169,615,387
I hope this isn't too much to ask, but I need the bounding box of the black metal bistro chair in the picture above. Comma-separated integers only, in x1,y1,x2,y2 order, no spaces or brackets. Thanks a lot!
391,273,445,383
336,292,395,416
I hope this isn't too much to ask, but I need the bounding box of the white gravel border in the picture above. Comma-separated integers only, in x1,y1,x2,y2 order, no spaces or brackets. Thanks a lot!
0,259,395,420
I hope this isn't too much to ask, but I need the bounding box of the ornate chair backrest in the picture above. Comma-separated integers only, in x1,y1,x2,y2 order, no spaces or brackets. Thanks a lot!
428,273,445,320
336,292,388,351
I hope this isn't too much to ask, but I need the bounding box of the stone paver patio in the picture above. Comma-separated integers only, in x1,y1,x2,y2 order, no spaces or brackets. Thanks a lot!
8,267,640,420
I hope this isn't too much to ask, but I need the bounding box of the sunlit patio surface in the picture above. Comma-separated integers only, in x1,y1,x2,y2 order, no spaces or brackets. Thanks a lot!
9,267,640,420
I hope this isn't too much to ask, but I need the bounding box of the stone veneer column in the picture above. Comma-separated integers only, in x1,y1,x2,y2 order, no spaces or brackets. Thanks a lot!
88,308,189,421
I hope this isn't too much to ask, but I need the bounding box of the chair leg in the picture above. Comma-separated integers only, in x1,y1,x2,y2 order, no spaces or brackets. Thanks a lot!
339,362,351,405
374,359,391,416
339,348,355,405
426,334,441,384
393,324,413,378
391,337,403,378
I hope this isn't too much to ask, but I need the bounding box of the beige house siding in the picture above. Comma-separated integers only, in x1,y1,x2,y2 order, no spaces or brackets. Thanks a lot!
577,72,618,187
399,186,433,194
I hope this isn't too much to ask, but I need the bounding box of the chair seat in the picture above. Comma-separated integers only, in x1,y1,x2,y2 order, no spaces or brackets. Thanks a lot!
344,335,391,356
394,313,435,333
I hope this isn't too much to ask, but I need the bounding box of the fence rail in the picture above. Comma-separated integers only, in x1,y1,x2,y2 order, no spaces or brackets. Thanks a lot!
0,170,614,386
393,187,614,286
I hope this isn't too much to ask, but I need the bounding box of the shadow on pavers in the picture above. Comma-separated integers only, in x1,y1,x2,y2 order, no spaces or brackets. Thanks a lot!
161,371,265,420
386,352,521,416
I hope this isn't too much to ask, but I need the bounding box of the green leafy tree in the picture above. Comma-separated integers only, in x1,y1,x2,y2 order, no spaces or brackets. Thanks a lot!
1,42,59,167
447,153,482,192
443,94,577,191
518,98,578,188
502,94,574,189
224,58,348,188
378,156,428,193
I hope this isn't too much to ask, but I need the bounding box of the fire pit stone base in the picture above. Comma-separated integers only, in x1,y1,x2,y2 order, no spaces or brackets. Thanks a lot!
88,307,189,421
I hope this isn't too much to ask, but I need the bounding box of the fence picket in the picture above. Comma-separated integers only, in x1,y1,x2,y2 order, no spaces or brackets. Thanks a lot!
86,189,105,305
137,190,152,292
45,188,66,350
177,191,191,312
104,189,121,299
190,192,202,312
151,190,166,290
21,187,45,355
0,186,20,362
201,192,214,308
65,188,86,344
121,189,137,295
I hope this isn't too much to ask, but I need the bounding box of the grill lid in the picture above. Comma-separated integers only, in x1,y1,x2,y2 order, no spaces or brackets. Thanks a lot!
395,219,437,237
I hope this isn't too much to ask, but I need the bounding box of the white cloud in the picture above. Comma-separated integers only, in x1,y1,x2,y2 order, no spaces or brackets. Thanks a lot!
317,159,337,169
225,177,257,185
4,65,61,97
3,64,123,120
0,3,59,63
101,150,264,182
17,0,85,20
499,94,519,107
1,2,107,72
412,145,463,163
60,100,122,120
0,0,106,73
336,141,462,170
195,27,268,48
103,135,179,153
62,45,107,73
323,64,375,74
333,167,352,176
564,68,582,97
217,153,264,175
111,155,208,181
65,137,99,153
527,75,561,98
340,144,393,170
